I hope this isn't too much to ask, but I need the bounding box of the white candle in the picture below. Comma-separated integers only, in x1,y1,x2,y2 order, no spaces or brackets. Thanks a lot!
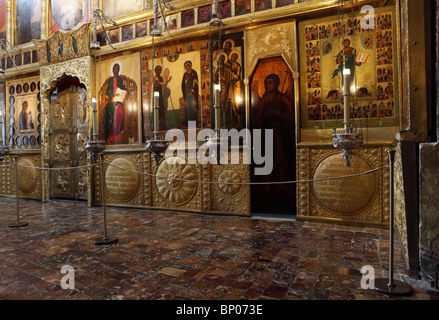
343,68,351,125
214,85,221,130
92,98,98,138
0,110,3,145
154,91,160,133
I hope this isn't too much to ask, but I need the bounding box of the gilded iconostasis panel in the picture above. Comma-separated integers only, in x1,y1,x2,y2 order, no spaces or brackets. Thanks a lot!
299,7,398,130
140,32,245,142
6,77,42,149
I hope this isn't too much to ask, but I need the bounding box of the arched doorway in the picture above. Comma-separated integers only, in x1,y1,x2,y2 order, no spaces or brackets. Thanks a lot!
250,56,296,215
48,76,88,200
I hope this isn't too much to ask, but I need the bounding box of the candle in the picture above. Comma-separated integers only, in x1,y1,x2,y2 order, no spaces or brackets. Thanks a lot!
154,91,160,133
343,68,351,125
92,98,98,138
214,85,221,130
0,110,3,145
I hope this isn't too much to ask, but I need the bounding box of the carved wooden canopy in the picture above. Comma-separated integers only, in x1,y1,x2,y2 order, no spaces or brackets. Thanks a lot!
32,24,91,67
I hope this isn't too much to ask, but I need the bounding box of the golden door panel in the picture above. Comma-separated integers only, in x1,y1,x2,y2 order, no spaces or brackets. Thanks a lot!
49,82,87,200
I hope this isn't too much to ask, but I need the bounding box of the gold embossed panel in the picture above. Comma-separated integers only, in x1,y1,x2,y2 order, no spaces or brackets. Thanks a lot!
297,146,389,227
103,153,144,206
17,158,38,195
14,155,42,200
210,152,251,216
312,154,377,215
105,157,140,203
155,156,197,206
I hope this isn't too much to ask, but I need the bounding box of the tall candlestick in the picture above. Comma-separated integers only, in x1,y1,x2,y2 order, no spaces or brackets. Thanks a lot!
343,68,351,127
214,85,221,131
92,98,98,139
154,91,160,133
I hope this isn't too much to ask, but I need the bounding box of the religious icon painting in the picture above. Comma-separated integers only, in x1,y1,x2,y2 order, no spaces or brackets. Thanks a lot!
97,53,141,145
198,5,212,24
23,51,31,65
122,25,134,42
165,15,177,30
15,0,41,45
15,94,38,135
102,0,143,19
50,0,91,35
219,1,231,18
108,29,120,45
0,0,6,40
181,10,195,28
276,0,294,7
255,0,272,12
299,8,398,128
235,0,251,16
135,21,148,38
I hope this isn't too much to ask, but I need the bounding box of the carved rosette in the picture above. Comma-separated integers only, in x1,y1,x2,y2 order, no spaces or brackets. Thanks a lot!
155,157,197,206
218,169,241,195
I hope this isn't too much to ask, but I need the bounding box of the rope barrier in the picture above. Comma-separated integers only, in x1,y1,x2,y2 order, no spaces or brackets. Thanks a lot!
17,163,99,171
106,163,389,186
6,160,389,186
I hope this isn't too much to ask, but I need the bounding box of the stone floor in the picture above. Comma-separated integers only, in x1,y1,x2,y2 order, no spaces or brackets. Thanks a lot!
0,197,436,301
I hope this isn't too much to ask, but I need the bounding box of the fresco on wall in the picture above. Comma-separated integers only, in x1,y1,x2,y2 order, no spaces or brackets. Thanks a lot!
140,32,244,138
299,10,398,128
98,53,140,145
50,0,91,35
16,0,41,45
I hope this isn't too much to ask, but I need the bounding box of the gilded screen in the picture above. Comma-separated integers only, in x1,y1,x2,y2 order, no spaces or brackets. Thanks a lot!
299,8,398,129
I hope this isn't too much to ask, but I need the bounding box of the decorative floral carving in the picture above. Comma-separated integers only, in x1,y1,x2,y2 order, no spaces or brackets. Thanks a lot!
218,169,241,195
156,157,197,206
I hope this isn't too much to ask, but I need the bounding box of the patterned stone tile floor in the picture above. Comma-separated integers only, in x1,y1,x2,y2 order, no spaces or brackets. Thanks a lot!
0,197,437,301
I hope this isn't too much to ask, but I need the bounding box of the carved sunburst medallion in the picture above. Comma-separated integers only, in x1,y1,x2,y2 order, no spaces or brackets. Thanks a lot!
218,169,241,195
156,157,197,205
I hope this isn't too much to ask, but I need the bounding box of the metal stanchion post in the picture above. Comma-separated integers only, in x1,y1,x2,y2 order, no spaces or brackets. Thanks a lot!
375,149,412,296
93,152,118,245
7,156,28,228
